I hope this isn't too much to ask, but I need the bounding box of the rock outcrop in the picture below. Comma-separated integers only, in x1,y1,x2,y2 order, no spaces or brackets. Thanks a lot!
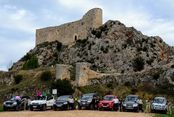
11,20,174,86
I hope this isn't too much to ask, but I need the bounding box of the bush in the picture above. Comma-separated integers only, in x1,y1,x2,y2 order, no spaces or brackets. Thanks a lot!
132,56,145,72
40,71,52,82
14,75,23,84
23,55,39,70
0,105,3,112
51,79,74,96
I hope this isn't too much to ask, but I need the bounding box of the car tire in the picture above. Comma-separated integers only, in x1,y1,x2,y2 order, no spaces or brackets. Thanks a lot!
42,105,46,111
89,104,93,110
30,107,33,111
3,106,7,111
15,106,19,111
78,105,81,110
53,106,57,111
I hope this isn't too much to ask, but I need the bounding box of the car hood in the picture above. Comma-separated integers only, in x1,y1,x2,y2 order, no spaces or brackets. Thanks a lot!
55,100,67,103
4,100,16,103
124,101,135,104
31,100,46,103
152,103,165,106
100,100,113,103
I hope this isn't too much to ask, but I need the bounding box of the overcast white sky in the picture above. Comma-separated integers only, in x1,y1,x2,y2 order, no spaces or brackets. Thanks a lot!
0,0,174,71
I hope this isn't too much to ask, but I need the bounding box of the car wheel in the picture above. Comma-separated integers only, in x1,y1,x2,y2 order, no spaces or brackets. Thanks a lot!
42,105,46,111
89,104,93,110
53,106,57,111
78,105,81,110
163,110,167,114
15,106,19,111
30,107,33,111
3,106,7,111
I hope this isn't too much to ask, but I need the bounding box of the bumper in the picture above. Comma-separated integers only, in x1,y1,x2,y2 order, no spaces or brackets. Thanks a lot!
123,106,139,110
79,103,90,107
53,104,67,109
3,105,17,110
30,104,45,110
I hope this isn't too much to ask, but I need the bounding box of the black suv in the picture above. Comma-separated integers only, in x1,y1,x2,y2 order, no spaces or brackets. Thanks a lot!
78,93,99,110
3,96,29,111
122,95,142,112
53,95,74,110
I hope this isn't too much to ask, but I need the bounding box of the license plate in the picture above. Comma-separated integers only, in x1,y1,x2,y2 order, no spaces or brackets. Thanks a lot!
57,105,62,107
103,105,108,107
33,106,37,108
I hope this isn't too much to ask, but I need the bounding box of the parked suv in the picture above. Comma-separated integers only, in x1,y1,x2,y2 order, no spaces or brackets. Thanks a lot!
78,93,99,110
29,95,55,111
53,95,74,110
151,97,168,114
3,96,29,111
122,95,142,112
98,95,119,111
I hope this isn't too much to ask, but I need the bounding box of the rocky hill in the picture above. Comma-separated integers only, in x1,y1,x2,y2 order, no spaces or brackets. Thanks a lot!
11,20,174,74
0,20,174,102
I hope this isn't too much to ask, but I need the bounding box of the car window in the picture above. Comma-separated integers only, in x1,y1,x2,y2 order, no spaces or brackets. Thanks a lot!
47,96,53,100
57,96,70,101
81,95,93,100
104,96,114,101
153,98,165,104
125,96,137,102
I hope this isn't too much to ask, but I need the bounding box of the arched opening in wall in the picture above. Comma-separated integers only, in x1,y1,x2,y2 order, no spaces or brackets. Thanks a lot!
74,35,78,41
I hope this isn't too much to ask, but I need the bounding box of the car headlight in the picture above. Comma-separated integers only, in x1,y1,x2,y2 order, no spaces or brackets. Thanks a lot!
13,102,17,105
64,102,68,105
78,100,80,103
123,103,126,107
133,103,138,107
3,102,6,105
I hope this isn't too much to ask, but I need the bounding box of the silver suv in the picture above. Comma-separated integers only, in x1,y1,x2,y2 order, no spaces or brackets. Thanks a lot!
151,97,168,114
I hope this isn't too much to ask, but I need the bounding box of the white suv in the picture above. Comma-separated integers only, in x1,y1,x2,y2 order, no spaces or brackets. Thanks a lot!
151,97,168,114
29,96,55,111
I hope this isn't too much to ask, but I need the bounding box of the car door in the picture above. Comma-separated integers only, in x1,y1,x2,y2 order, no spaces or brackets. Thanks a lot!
46,96,55,107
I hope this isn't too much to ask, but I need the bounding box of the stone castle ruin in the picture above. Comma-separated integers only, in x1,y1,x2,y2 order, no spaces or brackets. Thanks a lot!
36,8,102,45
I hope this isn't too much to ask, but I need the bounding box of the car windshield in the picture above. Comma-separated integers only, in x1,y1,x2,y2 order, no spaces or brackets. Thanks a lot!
81,94,93,100
10,97,21,101
153,98,165,104
10,97,17,101
125,96,137,102
103,96,114,101
37,96,46,100
57,96,70,101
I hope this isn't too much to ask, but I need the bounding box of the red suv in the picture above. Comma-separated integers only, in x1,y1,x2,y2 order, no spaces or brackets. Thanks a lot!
98,95,119,111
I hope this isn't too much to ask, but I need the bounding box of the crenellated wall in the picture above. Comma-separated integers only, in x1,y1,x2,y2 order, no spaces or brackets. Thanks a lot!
36,8,102,45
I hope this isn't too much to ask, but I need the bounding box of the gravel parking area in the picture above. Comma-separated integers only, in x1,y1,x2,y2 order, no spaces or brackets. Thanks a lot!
0,110,152,117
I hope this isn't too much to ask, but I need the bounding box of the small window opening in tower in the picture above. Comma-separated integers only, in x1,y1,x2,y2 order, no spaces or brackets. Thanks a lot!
75,35,78,41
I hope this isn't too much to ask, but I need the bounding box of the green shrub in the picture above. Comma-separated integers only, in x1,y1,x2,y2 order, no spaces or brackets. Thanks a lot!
21,53,33,61
132,56,145,72
91,29,102,38
40,71,52,82
0,105,3,112
14,75,23,84
23,55,39,70
51,79,74,96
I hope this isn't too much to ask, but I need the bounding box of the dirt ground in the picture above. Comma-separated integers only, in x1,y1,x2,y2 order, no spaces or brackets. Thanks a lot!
0,110,152,117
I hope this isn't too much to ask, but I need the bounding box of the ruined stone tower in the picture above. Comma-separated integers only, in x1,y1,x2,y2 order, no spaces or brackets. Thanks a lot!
36,8,103,45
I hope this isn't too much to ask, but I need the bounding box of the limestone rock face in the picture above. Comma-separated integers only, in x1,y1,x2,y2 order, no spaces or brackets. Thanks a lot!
11,20,174,86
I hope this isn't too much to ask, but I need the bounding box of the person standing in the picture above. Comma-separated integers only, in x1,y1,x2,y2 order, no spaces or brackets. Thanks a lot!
113,97,120,111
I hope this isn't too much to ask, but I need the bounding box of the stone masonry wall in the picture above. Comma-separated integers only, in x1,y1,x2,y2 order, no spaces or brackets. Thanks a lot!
36,8,102,45
56,64,71,80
